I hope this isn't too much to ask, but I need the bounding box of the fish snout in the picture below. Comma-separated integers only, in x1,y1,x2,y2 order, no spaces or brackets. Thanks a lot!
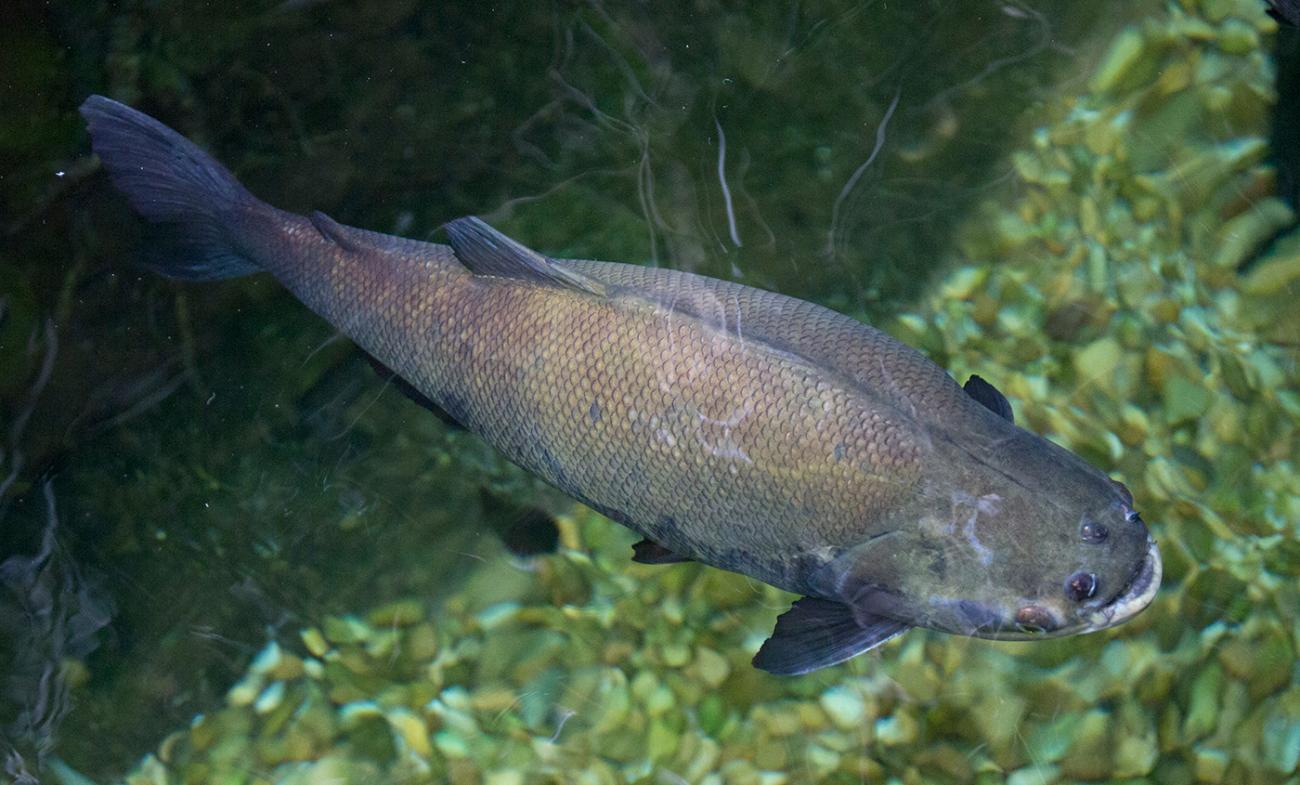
1087,535,1163,630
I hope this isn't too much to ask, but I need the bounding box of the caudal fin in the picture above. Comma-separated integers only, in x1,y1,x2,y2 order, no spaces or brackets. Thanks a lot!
80,95,265,280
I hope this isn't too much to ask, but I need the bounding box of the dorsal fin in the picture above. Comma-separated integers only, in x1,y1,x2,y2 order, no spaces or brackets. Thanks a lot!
444,216,606,297
309,211,439,258
963,375,1014,422
309,210,370,253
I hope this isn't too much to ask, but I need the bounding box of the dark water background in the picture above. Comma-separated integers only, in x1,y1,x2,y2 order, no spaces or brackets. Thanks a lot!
2,1,1297,784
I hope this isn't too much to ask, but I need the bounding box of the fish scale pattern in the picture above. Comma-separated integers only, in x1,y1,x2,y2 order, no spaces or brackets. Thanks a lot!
561,258,980,425
277,231,931,593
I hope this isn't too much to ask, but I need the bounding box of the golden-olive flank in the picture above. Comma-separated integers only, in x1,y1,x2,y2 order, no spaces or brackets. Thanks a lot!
80,96,1161,674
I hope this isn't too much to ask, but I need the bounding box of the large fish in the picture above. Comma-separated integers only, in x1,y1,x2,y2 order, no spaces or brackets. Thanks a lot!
80,96,1161,675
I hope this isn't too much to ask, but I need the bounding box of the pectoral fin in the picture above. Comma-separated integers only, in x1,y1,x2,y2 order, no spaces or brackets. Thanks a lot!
631,539,693,564
479,489,560,557
963,374,1014,422
752,597,909,676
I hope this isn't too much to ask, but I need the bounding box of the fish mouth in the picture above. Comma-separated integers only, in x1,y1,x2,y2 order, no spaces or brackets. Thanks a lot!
1087,536,1162,630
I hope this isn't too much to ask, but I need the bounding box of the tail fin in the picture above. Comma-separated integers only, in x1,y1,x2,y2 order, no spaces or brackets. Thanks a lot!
79,95,265,280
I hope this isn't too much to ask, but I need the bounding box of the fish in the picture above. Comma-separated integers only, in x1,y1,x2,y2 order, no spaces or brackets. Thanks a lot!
79,95,1162,675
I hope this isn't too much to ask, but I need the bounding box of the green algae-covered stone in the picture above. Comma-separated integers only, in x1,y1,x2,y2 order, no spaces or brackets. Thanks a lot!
1183,662,1224,742
819,684,868,731
1089,26,1150,94
1059,709,1113,780
1218,622,1294,699
321,615,371,646
1113,700,1159,777
367,599,426,628
1260,690,1300,774
1194,746,1230,783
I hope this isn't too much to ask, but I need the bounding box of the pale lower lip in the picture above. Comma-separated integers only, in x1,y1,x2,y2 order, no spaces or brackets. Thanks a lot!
1089,537,1162,628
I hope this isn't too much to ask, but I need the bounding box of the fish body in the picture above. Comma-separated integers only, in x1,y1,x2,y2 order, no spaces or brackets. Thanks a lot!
81,96,1161,674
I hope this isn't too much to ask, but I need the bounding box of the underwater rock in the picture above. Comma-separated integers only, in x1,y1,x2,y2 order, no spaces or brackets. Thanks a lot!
1089,26,1152,95
299,628,330,659
367,599,425,628
1005,764,1060,785
385,708,432,759
1113,700,1160,777
689,647,731,689
1058,708,1115,779
1241,235,1300,292
1183,662,1225,743
1217,620,1294,699
817,684,868,731
1211,197,1295,268
321,615,372,646
1194,746,1231,783
1259,691,1300,774
253,681,286,716
872,709,918,747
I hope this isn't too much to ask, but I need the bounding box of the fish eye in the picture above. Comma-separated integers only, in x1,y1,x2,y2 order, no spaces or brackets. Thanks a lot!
1065,571,1098,602
1080,520,1108,543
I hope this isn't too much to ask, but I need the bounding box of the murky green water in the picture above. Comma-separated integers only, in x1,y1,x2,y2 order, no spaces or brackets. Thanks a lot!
2,1,1297,784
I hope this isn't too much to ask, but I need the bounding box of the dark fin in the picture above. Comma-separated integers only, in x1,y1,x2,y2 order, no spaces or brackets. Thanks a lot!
499,507,561,557
310,211,370,254
479,489,560,557
363,353,464,429
751,597,909,676
1267,0,1300,26
312,210,443,258
1270,3,1300,223
79,95,264,280
444,216,607,297
963,375,1014,423
631,539,693,564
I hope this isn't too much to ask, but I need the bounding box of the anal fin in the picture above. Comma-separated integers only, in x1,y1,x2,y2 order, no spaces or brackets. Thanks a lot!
364,353,464,429
631,539,693,564
752,597,909,676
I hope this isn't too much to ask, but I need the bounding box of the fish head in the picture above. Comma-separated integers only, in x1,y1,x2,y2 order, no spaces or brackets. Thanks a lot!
963,428,1163,641
926,483,1163,642
816,427,1161,642
1033,474,1163,637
